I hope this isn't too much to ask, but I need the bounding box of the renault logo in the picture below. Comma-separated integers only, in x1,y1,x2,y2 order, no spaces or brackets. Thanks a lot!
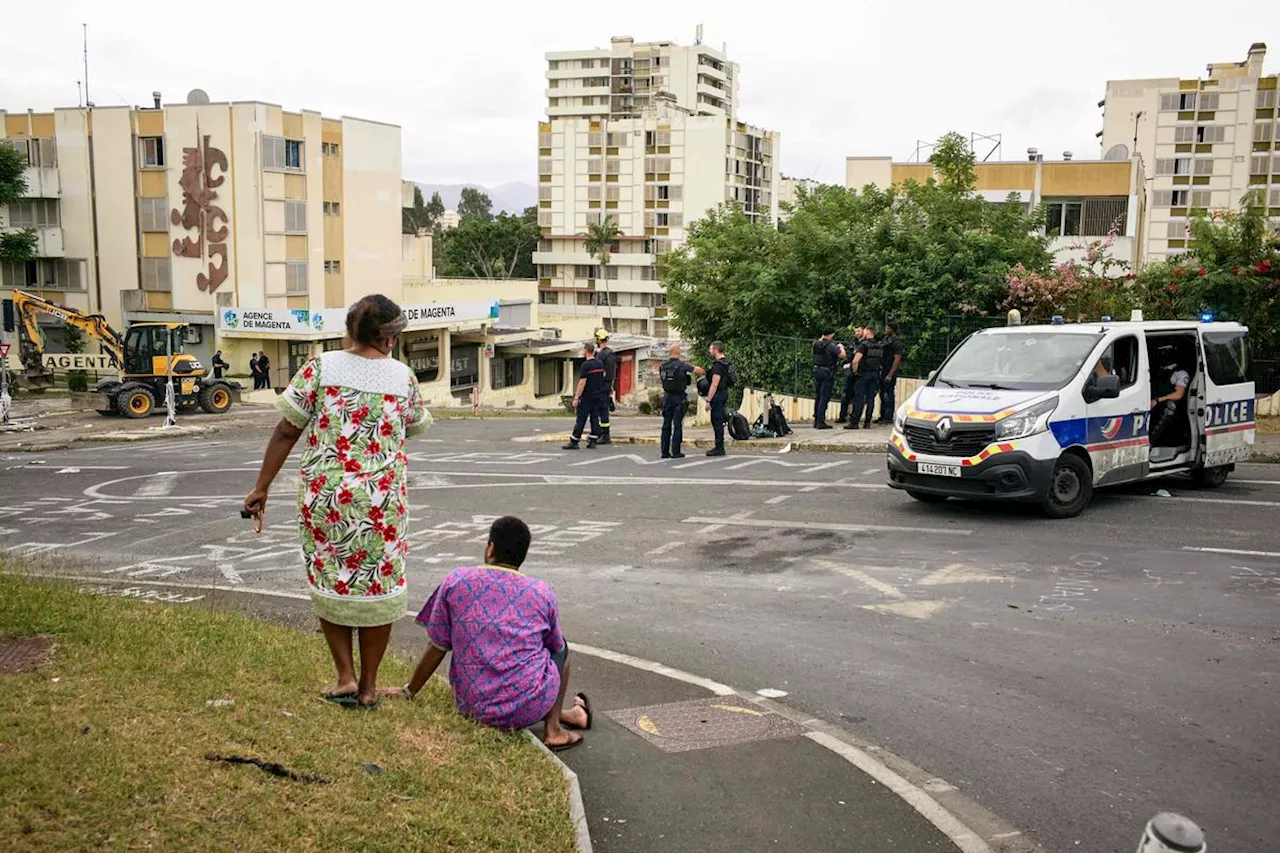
935,416,953,440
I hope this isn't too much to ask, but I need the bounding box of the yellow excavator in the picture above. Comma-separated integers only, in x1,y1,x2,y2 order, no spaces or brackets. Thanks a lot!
12,290,240,418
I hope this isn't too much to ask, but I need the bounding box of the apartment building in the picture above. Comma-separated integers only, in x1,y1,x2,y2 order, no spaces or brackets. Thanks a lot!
1100,42,1278,261
0,92,401,378
545,34,738,122
779,177,822,222
845,154,1148,268
533,98,778,337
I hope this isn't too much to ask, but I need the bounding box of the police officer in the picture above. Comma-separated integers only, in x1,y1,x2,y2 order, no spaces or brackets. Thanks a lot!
562,341,607,450
705,341,731,457
658,343,704,459
811,326,846,430
594,329,618,444
837,327,863,424
845,328,884,430
876,323,906,425
1149,344,1189,446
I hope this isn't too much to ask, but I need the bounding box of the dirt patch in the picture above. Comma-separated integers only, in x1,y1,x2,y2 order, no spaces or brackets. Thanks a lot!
0,636,54,675
396,725,467,767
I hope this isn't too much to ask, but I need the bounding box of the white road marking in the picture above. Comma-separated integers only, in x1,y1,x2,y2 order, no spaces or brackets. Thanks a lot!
764,495,792,505
1231,479,1280,486
1182,546,1280,559
671,458,723,469
918,564,1009,586
817,562,904,598
646,541,685,556
861,600,954,620
135,472,180,498
682,516,970,536
1159,495,1280,508
569,454,664,467
800,485,821,493
863,468,879,475
805,732,992,853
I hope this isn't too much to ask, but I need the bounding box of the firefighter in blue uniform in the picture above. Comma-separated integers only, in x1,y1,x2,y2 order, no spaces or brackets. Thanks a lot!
562,341,607,450
594,329,618,444
658,343,704,459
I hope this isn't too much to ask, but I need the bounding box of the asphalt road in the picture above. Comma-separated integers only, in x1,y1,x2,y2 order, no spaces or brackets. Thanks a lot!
3,417,1278,853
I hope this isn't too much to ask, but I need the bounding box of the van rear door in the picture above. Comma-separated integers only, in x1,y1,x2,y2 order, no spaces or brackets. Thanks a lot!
1198,327,1255,467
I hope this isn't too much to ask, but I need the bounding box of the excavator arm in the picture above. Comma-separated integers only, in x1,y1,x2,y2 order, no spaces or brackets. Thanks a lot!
12,290,125,370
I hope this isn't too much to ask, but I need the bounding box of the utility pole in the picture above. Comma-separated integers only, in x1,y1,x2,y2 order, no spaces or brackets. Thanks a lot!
1132,111,1145,151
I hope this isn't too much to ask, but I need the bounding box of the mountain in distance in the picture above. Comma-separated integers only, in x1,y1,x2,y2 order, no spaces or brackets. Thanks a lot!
413,182,537,215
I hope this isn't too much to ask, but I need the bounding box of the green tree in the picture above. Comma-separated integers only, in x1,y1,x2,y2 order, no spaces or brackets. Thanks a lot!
457,187,493,221
425,191,446,224
928,131,977,192
582,215,622,323
1135,190,1280,350
0,142,37,263
60,323,89,392
437,207,539,279
403,186,448,235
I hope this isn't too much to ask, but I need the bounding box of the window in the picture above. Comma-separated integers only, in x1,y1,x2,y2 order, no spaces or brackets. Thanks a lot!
638,266,658,281
587,185,602,201
139,136,165,168
285,261,308,293
605,185,620,201
3,137,57,167
1196,125,1225,143
573,264,597,279
323,201,341,216
538,210,553,227
284,200,307,233
321,142,340,156
1198,92,1219,111
1081,197,1128,235
1251,153,1270,176
606,131,627,146
535,357,561,397
1270,188,1280,207
538,131,552,148
404,335,440,382
1166,219,1189,239
450,344,480,390
490,356,526,390
605,159,620,174
644,156,671,173
539,290,559,304
1189,190,1212,209
1155,158,1191,176
1045,201,1083,236
323,260,341,274
140,258,171,292
1202,330,1252,387
1094,336,1140,389
587,132,603,147
586,158,602,173
1,258,83,290
645,130,655,146
1159,92,1197,111
1193,158,1215,176
1174,126,1195,143
263,136,304,171
1256,122,1275,142
548,60,561,71
640,292,666,306
8,199,60,228
138,197,167,232
538,185,552,201
1258,89,1278,109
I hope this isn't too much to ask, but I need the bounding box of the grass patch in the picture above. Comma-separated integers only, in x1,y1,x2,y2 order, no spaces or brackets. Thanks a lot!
0,572,573,853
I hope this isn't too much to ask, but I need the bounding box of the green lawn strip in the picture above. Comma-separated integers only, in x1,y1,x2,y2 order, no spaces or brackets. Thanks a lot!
0,573,573,853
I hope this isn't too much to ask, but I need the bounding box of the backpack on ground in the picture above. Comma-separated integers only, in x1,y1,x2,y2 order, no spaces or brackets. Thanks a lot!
728,411,751,441
767,404,792,436
751,414,779,439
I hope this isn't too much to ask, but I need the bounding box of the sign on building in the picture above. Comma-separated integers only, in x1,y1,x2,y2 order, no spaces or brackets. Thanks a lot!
218,301,501,338
41,353,115,371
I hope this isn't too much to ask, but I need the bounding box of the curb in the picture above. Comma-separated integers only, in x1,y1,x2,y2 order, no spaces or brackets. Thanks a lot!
525,732,594,853
525,432,892,455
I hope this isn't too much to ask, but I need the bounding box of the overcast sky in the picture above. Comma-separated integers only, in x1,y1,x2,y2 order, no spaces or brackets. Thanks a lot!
2,1,1272,187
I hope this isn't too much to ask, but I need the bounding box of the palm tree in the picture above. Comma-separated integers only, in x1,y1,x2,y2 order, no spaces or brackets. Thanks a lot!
582,214,622,325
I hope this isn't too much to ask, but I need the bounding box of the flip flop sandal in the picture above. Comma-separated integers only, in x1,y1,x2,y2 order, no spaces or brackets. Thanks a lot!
321,690,359,706
565,692,593,731
548,732,584,753
349,698,380,711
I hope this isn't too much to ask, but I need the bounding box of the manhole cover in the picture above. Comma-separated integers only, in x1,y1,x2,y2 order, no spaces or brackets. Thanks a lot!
0,636,54,675
606,696,807,753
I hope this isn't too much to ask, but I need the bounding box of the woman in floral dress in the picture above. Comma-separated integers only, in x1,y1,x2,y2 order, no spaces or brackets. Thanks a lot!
244,295,431,708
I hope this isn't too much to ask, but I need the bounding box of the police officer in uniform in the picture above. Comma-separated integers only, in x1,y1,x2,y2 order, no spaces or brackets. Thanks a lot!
837,327,863,424
876,323,906,424
845,328,884,429
562,341,607,450
594,329,618,444
811,327,846,430
658,343,704,459
1149,343,1190,447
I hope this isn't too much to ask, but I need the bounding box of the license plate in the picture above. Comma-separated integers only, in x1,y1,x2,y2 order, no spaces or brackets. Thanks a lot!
918,463,961,477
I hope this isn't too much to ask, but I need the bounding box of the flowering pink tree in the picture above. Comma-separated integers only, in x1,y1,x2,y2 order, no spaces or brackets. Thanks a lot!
1000,219,1136,322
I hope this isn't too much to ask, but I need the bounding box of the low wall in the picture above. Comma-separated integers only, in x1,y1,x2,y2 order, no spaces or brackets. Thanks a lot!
694,377,925,426
1258,390,1280,418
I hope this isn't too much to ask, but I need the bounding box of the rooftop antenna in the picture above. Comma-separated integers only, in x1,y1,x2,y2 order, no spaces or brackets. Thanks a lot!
76,80,82,107
695,23,703,45
82,24,91,107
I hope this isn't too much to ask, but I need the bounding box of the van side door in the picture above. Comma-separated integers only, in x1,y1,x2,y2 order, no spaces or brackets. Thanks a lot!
1084,333,1150,485
1199,328,1255,467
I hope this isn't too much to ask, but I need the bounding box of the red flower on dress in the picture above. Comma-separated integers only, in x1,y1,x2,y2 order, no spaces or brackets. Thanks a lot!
344,458,362,474
317,414,331,430
382,524,398,542
307,433,318,448
325,386,339,397
302,364,315,380
307,572,315,585
384,394,397,404
378,474,394,491
354,549,369,564
325,509,341,525
396,452,408,465
309,476,326,495
314,528,328,544
368,505,385,522
380,421,394,437
380,562,394,577
334,580,350,595
338,489,354,505
372,521,385,534
345,554,361,570
312,556,324,570
396,503,407,518
301,505,313,520
367,440,382,456
397,577,406,587
368,582,383,596
336,435,351,452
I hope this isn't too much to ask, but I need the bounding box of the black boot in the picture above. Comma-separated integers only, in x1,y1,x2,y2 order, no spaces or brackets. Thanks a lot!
705,446,726,457
815,420,834,430
562,439,580,450
587,437,598,449
844,421,859,430
597,429,612,445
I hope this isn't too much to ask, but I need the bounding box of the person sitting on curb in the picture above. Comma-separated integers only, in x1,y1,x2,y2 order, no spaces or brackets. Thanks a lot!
386,516,591,751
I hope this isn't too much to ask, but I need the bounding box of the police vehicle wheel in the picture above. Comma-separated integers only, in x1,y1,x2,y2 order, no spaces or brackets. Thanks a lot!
1189,465,1230,489
1041,454,1092,519
120,388,156,419
906,489,948,504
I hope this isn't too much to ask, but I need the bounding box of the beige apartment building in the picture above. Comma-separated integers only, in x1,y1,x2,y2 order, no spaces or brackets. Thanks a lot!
1,92,401,378
846,154,1148,269
1099,42,1278,262
545,33,738,122
534,35,778,338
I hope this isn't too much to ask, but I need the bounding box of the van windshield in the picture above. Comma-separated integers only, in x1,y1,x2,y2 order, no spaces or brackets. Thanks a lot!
935,331,1104,391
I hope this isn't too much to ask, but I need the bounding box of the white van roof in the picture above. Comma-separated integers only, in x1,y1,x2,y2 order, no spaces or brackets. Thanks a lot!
978,320,1248,336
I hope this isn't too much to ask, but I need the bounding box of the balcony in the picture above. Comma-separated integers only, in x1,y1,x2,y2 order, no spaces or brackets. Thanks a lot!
22,167,60,198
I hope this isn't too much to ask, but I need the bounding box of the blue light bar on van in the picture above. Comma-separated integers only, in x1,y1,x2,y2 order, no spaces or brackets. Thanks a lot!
1100,315,1112,322
1200,312,1214,323
1050,315,1065,325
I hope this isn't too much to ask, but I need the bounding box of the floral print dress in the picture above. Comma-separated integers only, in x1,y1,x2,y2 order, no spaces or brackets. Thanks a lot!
277,351,432,627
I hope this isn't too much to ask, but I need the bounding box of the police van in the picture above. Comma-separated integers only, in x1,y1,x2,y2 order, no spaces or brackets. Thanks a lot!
886,315,1255,518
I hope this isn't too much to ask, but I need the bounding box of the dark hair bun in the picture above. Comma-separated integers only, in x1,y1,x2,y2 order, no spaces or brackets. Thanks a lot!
346,295,403,346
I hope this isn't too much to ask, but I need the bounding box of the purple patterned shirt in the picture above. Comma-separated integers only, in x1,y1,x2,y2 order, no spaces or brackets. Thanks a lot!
416,565,565,730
